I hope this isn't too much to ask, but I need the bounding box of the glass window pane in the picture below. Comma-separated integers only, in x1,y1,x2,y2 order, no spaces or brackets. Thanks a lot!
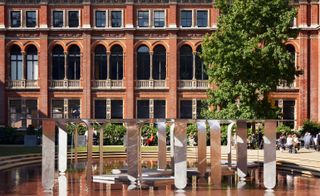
26,11,37,27
68,45,80,80
111,11,122,27
69,100,80,119
137,46,150,80
180,100,192,119
154,11,164,27
197,10,208,27
95,100,106,119
138,11,149,27
53,11,63,27
153,45,166,80
52,100,63,119
180,45,193,80
52,46,65,80
137,100,149,119
181,10,192,27
111,100,123,119
95,45,107,80
68,11,79,27
154,100,166,119
11,11,21,27
9,100,22,128
283,100,295,128
95,11,106,27
110,45,123,80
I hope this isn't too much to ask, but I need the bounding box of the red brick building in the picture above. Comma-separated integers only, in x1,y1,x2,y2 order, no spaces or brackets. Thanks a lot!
0,0,315,129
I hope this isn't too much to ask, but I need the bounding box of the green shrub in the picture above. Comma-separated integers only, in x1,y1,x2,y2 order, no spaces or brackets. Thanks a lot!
66,123,87,135
276,124,294,135
301,120,320,135
103,124,126,145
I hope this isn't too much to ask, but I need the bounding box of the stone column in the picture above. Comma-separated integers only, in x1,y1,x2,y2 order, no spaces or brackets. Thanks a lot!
21,51,26,80
196,120,207,179
157,121,167,170
149,51,153,80
236,120,247,180
107,51,110,80
42,120,56,192
64,52,68,80
192,51,196,80
208,120,221,186
174,121,187,190
263,120,277,190
58,127,67,174
126,120,140,182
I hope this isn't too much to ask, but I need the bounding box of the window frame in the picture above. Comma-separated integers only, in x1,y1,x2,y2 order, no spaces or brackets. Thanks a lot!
179,99,193,119
196,9,209,28
95,10,107,28
110,10,123,28
153,10,166,28
26,10,38,28
52,10,65,28
10,10,22,28
67,10,80,28
153,99,167,119
137,10,150,28
180,9,193,28
136,99,150,119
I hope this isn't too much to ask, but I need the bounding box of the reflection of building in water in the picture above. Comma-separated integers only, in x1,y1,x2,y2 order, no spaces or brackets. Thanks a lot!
0,0,317,129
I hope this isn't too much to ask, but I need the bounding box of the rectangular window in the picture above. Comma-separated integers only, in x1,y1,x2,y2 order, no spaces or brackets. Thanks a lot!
95,11,106,27
111,100,123,119
154,10,165,27
68,11,79,28
52,100,64,119
26,11,37,27
181,10,192,27
137,100,150,119
9,100,22,128
196,100,206,119
138,11,149,27
197,10,208,27
26,100,38,128
154,100,166,119
53,11,63,27
11,11,21,27
68,100,80,119
111,11,122,27
283,100,295,128
180,100,192,119
95,100,106,119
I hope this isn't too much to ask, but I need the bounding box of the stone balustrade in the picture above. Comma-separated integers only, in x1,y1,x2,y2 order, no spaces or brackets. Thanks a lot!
7,80,39,89
50,80,81,89
178,80,209,89
135,80,167,89
92,80,124,90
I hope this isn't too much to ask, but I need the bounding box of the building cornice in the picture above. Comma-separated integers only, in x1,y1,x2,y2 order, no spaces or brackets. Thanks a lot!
0,0,213,5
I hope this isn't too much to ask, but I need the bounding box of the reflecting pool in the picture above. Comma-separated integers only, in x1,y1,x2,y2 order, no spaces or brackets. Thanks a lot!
0,158,320,195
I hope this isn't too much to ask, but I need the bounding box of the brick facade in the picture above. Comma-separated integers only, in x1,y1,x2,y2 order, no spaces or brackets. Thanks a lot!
0,0,316,128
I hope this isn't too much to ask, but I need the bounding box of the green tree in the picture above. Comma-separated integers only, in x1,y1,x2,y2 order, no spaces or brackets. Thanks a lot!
201,0,300,119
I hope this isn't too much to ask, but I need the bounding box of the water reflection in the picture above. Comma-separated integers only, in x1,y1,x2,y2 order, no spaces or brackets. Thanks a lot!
0,159,320,195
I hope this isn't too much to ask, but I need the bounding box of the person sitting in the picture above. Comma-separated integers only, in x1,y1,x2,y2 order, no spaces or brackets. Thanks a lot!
279,134,286,152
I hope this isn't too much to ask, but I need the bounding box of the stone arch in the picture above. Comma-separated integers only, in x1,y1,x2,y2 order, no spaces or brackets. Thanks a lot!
151,41,169,51
48,41,66,52
23,41,40,52
66,41,83,52
134,41,152,52
6,41,24,51
92,41,108,52
108,41,126,52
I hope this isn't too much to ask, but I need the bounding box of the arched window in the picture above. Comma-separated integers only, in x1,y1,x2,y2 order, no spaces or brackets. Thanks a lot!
10,45,23,80
110,45,123,80
26,45,38,80
68,45,80,80
286,44,296,67
94,45,107,80
153,45,166,80
195,46,208,80
179,45,193,80
137,45,150,80
52,45,65,80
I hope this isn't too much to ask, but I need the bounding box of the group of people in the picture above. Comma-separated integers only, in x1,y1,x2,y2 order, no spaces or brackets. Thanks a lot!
277,132,320,153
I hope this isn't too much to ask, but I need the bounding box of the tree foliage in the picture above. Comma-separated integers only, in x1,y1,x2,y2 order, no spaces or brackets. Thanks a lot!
201,0,300,119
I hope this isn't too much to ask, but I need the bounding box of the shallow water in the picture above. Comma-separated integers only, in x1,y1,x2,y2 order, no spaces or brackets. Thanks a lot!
0,158,320,195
